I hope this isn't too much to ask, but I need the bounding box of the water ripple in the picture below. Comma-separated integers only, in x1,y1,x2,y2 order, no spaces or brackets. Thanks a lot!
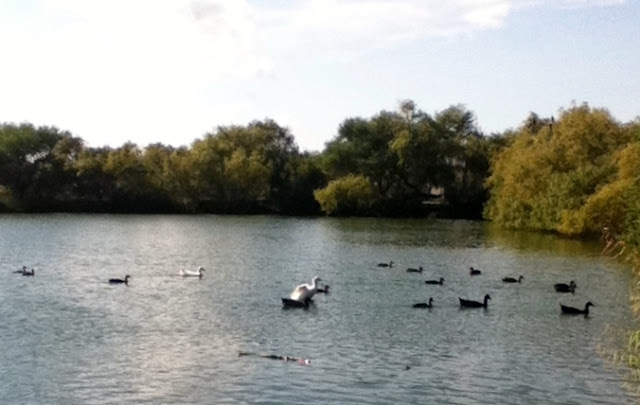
0,215,638,404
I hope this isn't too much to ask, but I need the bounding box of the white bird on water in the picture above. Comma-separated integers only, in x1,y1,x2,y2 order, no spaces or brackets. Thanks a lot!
289,276,321,302
179,266,205,277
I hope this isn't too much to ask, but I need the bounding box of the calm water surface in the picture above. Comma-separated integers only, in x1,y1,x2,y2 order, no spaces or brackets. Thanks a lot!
0,215,638,404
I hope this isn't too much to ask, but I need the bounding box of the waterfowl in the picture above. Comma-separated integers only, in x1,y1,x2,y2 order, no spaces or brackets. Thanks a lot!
22,268,35,276
179,266,205,277
109,275,130,285
469,267,482,276
289,276,321,302
554,280,576,293
413,298,434,308
560,301,594,316
13,266,27,274
459,294,491,308
502,275,523,283
378,261,394,268
425,277,444,285
406,266,423,273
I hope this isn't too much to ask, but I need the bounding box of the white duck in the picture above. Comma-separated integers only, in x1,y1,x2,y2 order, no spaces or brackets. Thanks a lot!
289,276,321,302
179,266,205,277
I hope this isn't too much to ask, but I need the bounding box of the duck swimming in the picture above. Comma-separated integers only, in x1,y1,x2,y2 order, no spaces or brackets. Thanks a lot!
406,266,423,273
378,261,394,268
554,280,576,293
502,275,523,283
109,275,130,285
469,267,482,276
413,298,434,308
425,277,444,285
459,294,491,308
560,301,594,316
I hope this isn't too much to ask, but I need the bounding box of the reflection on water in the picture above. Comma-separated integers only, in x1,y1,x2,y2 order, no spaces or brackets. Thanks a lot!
486,224,603,257
0,214,638,404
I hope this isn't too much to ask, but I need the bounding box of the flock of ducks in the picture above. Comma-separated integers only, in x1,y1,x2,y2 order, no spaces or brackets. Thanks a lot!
14,266,207,286
374,261,594,316
284,263,593,316
14,262,593,316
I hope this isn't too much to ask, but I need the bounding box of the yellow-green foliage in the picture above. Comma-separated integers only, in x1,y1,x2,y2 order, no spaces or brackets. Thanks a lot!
485,104,631,236
314,174,373,215
579,142,640,234
189,123,276,204
224,148,271,201
103,143,148,196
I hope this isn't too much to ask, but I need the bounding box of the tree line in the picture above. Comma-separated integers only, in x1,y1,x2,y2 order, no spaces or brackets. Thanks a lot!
1,101,638,239
0,120,324,215
0,101,496,217
485,103,640,244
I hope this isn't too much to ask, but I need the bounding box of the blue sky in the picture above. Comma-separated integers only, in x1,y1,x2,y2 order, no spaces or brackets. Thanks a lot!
1,0,638,152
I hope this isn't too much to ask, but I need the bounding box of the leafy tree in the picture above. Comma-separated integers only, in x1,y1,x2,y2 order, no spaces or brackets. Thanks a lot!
390,104,481,211
73,146,116,210
320,102,491,217
323,112,403,199
0,123,76,209
485,103,631,235
314,174,373,216
189,119,301,213
103,143,146,198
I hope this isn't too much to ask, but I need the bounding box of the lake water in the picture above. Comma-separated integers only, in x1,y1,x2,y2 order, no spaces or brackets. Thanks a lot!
0,214,638,404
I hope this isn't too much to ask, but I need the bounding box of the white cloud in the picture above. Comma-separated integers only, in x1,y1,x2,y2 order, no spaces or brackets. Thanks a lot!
0,0,628,150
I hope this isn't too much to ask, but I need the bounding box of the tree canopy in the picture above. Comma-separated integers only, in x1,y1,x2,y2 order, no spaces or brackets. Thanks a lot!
485,103,635,236
0,119,323,214
318,101,492,217
0,101,637,229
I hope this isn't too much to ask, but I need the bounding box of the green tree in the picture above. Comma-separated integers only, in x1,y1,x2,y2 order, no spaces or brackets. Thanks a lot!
321,102,491,217
73,146,116,210
314,174,373,215
485,103,631,235
189,119,300,213
0,123,78,210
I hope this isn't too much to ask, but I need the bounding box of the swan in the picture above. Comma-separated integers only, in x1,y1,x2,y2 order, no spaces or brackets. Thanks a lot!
377,261,394,268
109,275,130,284
554,280,576,293
179,266,205,277
561,301,594,316
425,277,444,285
406,266,423,273
503,275,523,283
459,294,491,308
289,276,321,302
469,267,482,275
413,298,434,308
